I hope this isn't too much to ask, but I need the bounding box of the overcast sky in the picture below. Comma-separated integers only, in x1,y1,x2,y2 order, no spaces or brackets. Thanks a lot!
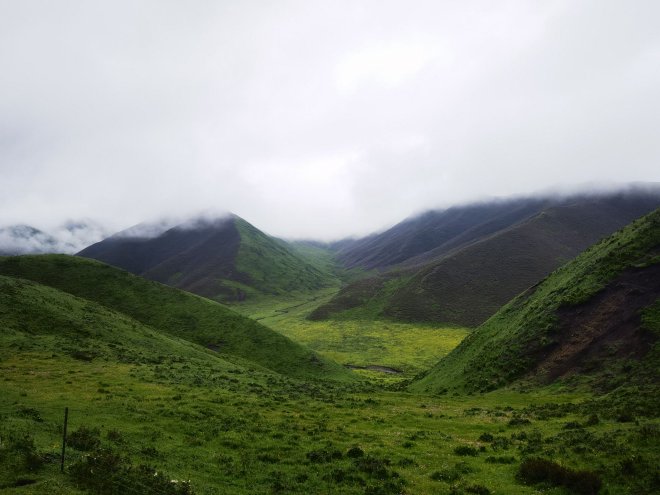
1,0,659,240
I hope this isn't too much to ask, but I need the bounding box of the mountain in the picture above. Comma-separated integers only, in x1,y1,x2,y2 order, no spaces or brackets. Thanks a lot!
410,208,660,394
78,214,336,302
0,220,109,255
311,187,660,326
0,254,352,381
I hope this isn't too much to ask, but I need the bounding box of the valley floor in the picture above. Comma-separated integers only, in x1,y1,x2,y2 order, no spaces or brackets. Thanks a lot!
1,350,657,495
232,289,469,383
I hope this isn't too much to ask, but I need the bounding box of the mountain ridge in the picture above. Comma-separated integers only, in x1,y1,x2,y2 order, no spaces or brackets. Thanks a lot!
311,188,660,326
409,207,660,394
78,214,335,303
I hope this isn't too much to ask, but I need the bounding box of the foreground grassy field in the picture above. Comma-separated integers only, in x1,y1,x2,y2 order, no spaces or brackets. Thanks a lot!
2,345,658,495
232,289,469,381
2,241,658,494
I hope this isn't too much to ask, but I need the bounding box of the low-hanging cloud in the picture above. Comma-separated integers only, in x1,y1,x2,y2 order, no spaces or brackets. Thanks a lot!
0,0,658,240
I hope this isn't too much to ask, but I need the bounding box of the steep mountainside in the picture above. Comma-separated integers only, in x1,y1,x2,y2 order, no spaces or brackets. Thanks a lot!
410,208,660,394
312,189,660,326
336,186,660,271
78,214,333,302
337,197,549,270
0,255,352,381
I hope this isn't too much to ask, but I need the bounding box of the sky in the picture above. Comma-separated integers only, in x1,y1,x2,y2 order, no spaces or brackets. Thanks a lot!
1,0,659,240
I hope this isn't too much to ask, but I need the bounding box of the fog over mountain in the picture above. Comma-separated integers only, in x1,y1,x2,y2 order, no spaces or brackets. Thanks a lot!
0,220,109,255
1,1,659,239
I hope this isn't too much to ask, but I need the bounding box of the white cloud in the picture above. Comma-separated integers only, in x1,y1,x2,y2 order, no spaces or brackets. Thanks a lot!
0,0,658,240
334,39,442,93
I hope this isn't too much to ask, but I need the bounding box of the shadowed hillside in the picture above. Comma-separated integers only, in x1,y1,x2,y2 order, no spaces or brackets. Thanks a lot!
0,255,352,381
410,208,660,394
312,188,660,326
78,214,334,302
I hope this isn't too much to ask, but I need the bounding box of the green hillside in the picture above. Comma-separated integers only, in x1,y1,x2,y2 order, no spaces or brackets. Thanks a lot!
411,208,660,394
0,255,352,381
79,215,336,304
313,199,660,327
232,218,338,297
1,251,658,493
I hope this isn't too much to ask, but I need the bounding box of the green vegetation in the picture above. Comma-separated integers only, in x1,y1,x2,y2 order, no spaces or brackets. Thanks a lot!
1,211,658,494
0,255,351,381
233,288,469,383
234,218,337,295
315,200,660,327
411,208,660,394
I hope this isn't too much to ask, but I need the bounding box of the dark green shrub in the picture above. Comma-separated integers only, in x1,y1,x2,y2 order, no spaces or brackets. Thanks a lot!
347,446,364,458
69,448,194,495
616,412,635,423
491,436,510,450
16,406,43,422
67,426,101,451
2,433,45,471
306,448,342,463
465,485,491,495
584,414,599,426
454,445,479,457
106,429,124,443
517,458,601,495
485,456,516,464
508,417,531,426
354,455,391,478
430,469,461,482
478,433,494,442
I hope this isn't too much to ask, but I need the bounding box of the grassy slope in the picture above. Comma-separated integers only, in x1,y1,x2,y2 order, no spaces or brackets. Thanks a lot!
1,270,658,493
0,255,352,381
316,196,660,327
231,218,337,296
411,208,660,394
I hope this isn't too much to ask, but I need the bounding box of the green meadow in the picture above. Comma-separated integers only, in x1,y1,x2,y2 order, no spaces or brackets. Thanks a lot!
233,289,469,382
1,207,659,495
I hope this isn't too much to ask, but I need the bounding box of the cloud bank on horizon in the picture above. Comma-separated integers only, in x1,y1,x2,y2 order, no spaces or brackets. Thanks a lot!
0,0,659,239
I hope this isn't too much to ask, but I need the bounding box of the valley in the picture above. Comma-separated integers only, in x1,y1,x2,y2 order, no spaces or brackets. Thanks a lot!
233,288,469,383
1,190,658,494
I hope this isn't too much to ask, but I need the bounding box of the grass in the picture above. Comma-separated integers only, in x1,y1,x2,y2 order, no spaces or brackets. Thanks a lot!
411,208,660,394
233,218,337,295
232,289,469,383
0,255,352,382
2,345,658,494
316,199,660,327
1,214,659,494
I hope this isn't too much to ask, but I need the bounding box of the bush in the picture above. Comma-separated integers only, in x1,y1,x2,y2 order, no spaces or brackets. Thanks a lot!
67,426,101,451
454,445,479,457
508,417,531,426
69,448,194,495
430,469,461,482
347,446,364,458
465,485,491,495
1,432,45,472
584,414,600,426
478,433,494,442
485,456,516,464
517,458,601,495
306,448,342,463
